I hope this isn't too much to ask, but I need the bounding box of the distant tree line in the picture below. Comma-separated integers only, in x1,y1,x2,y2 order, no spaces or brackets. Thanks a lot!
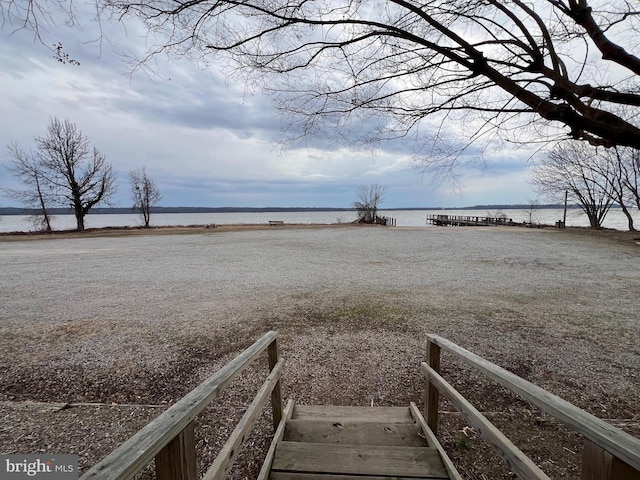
4,118,162,232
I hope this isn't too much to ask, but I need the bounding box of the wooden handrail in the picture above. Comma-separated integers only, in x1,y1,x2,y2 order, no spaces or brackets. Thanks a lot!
425,334,640,478
422,363,550,480
81,330,282,480
202,358,285,480
256,399,295,480
409,402,463,480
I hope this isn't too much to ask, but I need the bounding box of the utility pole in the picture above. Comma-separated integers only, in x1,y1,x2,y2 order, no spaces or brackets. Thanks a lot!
562,190,568,228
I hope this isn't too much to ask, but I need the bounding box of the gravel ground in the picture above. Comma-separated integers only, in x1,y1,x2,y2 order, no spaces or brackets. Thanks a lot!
0,225,638,479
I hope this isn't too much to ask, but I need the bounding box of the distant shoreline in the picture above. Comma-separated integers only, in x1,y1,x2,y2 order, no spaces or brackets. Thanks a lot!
0,204,585,216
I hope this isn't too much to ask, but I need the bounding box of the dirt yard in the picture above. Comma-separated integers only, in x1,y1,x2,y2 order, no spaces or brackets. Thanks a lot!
0,224,638,479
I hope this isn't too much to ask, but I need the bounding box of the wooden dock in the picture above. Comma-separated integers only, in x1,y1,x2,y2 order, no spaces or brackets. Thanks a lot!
426,214,513,226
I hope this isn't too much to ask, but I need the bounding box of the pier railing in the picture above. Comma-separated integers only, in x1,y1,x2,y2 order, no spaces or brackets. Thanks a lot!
423,334,640,480
376,215,396,226
80,331,283,480
426,214,513,226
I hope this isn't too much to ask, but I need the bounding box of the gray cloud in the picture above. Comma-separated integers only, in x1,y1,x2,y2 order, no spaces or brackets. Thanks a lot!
0,4,538,209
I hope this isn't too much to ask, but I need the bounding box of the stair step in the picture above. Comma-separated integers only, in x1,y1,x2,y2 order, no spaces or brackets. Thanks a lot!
271,442,449,478
271,474,442,480
292,405,414,423
284,419,428,447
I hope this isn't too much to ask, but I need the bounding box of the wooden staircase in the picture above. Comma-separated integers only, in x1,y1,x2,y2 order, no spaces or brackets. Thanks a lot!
269,404,456,479
80,331,640,480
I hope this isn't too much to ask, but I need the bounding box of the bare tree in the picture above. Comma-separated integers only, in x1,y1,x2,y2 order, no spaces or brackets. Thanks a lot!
597,147,637,231
531,141,614,228
354,184,386,223
619,147,640,217
10,118,117,232
129,167,161,228
4,143,53,232
7,2,640,172
562,142,640,230
525,198,540,226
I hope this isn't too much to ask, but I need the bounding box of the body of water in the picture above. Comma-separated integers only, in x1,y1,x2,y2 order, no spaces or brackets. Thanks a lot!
0,208,638,233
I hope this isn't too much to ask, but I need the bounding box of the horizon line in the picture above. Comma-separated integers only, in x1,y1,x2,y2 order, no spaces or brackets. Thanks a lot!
0,203,585,215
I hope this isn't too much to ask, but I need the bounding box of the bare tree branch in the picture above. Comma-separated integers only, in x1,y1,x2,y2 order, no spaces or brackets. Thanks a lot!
7,0,640,170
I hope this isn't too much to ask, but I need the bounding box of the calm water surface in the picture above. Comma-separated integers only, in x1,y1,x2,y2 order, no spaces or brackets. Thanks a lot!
0,208,638,232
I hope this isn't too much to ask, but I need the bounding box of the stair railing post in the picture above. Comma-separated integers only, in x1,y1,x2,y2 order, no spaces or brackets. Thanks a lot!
581,439,640,480
425,337,441,435
268,336,283,431
155,421,197,480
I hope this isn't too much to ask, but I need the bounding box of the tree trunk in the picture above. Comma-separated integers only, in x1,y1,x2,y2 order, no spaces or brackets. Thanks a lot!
34,176,52,232
620,205,636,231
75,209,85,232
143,206,150,228
41,208,52,232
586,209,601,228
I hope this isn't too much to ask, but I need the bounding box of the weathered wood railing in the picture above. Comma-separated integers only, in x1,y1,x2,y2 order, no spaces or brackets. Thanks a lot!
426,214,513,226
423,334,640,480
376,215,396,226
80,330,283,480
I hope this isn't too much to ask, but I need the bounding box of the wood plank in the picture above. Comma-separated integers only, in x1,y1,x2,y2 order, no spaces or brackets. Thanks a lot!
81,331,278,480
292,405,414,423
284,420,427,447
271,474,441,480
409,402,462,480
257,399,295,480
426,334,640,473
271,442,448,478
422,363,550,480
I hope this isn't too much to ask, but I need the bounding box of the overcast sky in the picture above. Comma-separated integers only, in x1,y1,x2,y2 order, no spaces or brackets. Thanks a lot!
0,8,540,209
